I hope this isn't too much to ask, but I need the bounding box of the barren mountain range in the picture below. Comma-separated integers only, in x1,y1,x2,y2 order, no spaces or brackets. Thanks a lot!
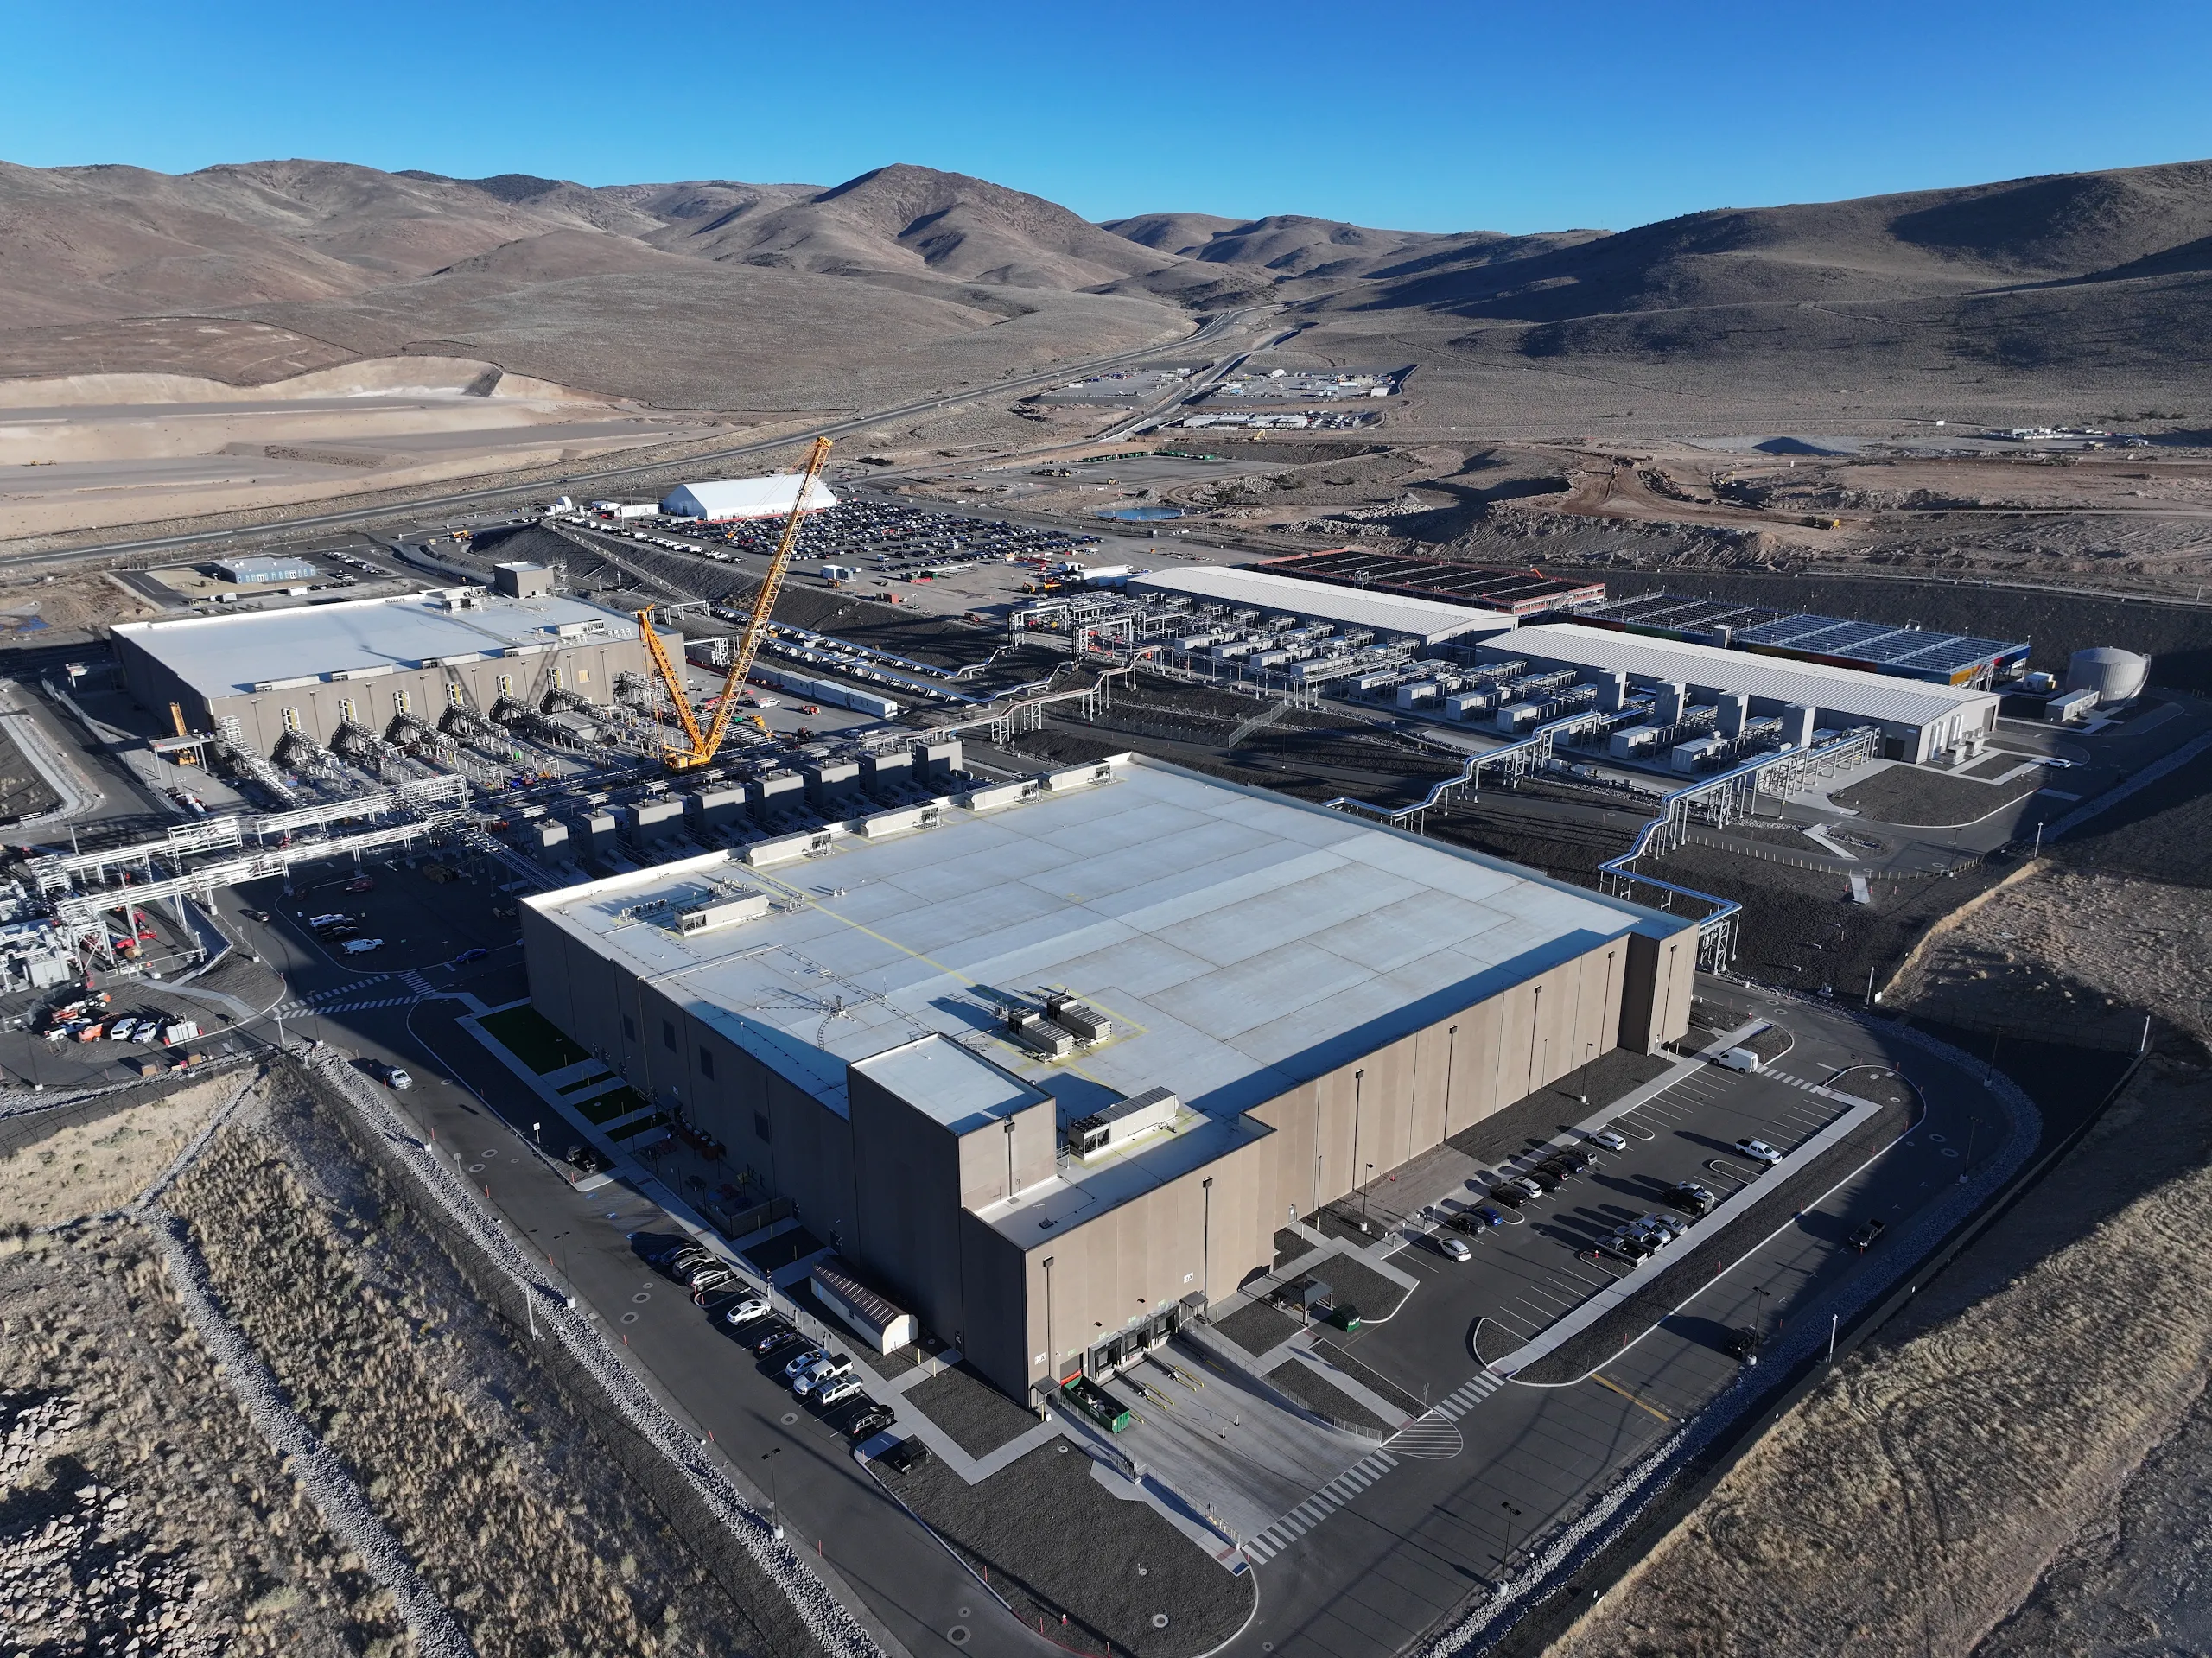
5,156,2210,421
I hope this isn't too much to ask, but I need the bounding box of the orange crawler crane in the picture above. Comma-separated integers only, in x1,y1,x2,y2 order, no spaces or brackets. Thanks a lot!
638,435,833,772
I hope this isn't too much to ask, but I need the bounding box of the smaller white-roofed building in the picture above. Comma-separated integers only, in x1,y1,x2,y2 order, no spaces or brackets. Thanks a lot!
661,474,838,522
1501,622,1999,762
1127,565,1517,648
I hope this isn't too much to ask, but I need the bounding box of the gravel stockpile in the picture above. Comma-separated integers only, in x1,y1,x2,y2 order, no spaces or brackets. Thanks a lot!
1263,1358,1389,1436
902,1362,1038,1459
1213,1296,1300,1357
1831,763,2044,827
883,1439,1255,1658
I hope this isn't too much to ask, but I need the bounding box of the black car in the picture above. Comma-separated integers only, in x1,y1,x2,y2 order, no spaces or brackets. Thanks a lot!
1554,1147,1597,1175
1849,1217,1886,1254
1665,1182,1717,1218
1725,1326,1764,1363
1486,1185,1530,1210
752,1324,804,1357
877,1437,932,1475
844,1403,895,1440
1525,1164,1567,1193
563,1143,609,1175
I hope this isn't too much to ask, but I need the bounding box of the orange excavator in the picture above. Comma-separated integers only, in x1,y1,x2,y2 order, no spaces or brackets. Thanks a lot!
638,435,831,771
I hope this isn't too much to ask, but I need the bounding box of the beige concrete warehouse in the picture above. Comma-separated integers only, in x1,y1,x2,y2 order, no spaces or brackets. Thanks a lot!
111,588,675,755
519,754,1697,1404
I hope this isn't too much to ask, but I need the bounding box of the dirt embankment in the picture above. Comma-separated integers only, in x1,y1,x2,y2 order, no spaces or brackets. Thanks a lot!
1544,1055,2212,1658
1,1078,398,1658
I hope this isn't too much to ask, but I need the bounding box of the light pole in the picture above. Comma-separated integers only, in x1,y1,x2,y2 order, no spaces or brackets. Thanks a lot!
1499,1500,1525,1571
1362,1162,1375,1233
761,1448,783,1539
1199,1179,1212,1321
1960,1115,1979,1185
1350,1070,1364,1227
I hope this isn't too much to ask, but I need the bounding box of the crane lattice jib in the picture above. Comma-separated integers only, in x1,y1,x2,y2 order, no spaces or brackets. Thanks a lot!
634,602,711,763
696,436,834,763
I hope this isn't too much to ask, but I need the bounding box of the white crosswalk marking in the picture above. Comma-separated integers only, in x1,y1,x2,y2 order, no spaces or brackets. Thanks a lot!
1245,1452,1402,1561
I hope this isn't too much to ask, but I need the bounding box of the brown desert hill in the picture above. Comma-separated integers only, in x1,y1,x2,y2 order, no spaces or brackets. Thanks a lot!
1327,157,2212,321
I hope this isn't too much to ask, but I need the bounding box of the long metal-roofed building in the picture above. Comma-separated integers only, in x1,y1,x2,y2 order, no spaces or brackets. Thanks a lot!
1257,549,1606,619
1124,563,1518,648
521,753,1696,1404
1494,621,2000,762
1573,590,2028,688
113,588,671,756
660,473,838,522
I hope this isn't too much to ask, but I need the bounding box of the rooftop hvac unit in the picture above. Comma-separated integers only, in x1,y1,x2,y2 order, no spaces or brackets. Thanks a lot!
1041,991,1113,1044
1067,1087,1180,1159
1005,1009,1076,1059
675,890,770,935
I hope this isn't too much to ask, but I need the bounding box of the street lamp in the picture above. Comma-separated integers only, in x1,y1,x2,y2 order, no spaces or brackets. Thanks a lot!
761,1447,784,1539
1960,1115,1980,1185
1362,1162,1375,1233
1499,1500,1525,1571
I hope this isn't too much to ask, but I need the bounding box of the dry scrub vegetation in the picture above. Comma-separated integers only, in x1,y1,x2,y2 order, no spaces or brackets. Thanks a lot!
1546,1058,2212,1658
1889,864,2212,1054
2,1096,398,1655
167,1083,776,1658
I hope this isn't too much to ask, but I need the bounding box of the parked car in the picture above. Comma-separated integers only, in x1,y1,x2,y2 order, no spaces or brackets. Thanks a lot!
564,1143,608,1175
782,1346,827,1382
878,1438,931,1475
1633,1212,1687,1244
1849,1217,1887,1253
1607,1230,1656,1261
1553,1147,1597,1175
1666,1182,1717,1218
346,875,377,892
307,913,348,931
383,1065,413,1090
1434,1234,1472,1262
1524,1164,1567,1193
1470,1204,1509,1229
1587,1128,1629,1153
108,1018,138,1041
1734,1138,1783,1167
844,1403,895,1440
814,1375,864,1407
1503,1174,1546,1201
752,1324,803,1357
340,937,384,956
721,1297,772,1327
1725,1326,1763,1363
1487,1185,1530,1210
454,947,488,965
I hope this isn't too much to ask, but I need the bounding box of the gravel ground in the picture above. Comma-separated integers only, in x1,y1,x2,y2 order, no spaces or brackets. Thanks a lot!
901,1362,1039,1459
2052,740,2212,887
1213,1298,1300,1358
1271,1227,1316,1269
0,718,62,820
1262,1359,1388,1436
1829,763,2044,828
1545,1058,2212,1658
885,1439,1255,1658
1281,1254,1413,1323
1310,1340,1423,1416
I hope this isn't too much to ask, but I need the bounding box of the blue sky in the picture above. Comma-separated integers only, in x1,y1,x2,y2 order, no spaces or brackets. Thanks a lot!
9,1,2209,232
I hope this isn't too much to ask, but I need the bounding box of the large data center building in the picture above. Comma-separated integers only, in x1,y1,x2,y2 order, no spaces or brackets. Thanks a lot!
520,754,1697,1404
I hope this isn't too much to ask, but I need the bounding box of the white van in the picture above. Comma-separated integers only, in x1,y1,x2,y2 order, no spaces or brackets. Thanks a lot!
1715,1046,1763,1073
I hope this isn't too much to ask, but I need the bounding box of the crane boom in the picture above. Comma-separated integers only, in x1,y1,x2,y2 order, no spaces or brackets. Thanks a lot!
694,435,834,763
635,435,833,772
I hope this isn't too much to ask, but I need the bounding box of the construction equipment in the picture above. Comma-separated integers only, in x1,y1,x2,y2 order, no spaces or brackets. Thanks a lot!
639,436,832,771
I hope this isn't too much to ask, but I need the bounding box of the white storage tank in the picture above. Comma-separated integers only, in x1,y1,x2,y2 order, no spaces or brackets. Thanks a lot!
2064,646,2149,707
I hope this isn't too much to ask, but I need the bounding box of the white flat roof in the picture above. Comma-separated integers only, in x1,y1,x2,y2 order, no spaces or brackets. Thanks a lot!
527,755,1684,1143
1128,565,1518,646
662,474,837,520
853,1034,1051,1134
1511,622,1999,729
113,590,644,701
